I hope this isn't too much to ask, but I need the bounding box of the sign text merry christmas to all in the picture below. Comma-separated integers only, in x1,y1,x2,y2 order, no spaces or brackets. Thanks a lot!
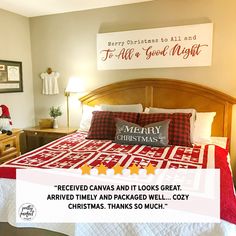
97,23,213,70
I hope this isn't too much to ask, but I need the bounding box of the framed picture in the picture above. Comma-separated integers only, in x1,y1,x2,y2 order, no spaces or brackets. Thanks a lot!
0,60,23,93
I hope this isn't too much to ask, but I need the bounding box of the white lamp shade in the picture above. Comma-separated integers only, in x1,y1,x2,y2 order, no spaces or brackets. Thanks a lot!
65,77,85,93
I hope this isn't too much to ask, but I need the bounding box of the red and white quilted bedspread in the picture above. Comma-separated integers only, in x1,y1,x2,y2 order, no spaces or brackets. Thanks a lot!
0,132,221,173
0,131,236,224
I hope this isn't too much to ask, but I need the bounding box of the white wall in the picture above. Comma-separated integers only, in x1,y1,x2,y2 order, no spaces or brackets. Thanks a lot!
0,9,35,128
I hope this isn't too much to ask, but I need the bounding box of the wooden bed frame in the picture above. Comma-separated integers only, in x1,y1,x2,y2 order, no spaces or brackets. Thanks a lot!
80,78,236,139
80,78,236,185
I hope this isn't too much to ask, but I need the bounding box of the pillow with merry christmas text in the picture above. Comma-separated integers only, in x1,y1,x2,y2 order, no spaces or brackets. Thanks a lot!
115,118,170,147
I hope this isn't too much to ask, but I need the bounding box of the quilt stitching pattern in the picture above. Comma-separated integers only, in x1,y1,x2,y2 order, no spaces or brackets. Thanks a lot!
1,132,208,170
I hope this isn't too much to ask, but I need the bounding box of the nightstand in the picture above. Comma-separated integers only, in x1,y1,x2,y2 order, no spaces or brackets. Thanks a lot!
23,127,77,152
0,129,21,163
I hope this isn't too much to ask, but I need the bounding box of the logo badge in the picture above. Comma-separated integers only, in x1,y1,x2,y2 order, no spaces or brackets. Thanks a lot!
18,203,36,221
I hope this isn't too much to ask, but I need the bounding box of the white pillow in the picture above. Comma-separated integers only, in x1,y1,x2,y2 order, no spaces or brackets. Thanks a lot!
99,104,143,113
146,107,196,143
193,112,216,143
79,104,143,131
79,105,101,131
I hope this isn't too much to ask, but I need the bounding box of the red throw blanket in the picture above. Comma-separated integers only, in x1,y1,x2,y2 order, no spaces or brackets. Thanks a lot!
0,132,235,224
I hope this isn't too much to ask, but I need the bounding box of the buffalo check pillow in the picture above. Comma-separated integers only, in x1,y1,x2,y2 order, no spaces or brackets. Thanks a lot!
115,118,170,147
138,113,192,147
87,111,139,140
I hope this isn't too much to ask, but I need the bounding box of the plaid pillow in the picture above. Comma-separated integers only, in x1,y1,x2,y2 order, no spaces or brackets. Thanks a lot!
87,111,139,140
138,113,192,147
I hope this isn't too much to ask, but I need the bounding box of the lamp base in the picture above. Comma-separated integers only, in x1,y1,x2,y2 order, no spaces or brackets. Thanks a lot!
65,91,70,128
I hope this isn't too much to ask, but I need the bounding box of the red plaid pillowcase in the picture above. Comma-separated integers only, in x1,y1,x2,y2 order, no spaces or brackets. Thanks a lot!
138,113,192,147
87,111,139,140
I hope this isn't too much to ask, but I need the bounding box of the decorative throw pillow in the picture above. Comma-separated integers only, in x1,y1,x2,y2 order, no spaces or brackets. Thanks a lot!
145,107,196,143
115,118,170,147
138,113,192,147
87,111,139,140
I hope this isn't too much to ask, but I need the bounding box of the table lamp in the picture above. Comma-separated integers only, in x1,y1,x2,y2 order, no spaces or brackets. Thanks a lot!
65,77,85,128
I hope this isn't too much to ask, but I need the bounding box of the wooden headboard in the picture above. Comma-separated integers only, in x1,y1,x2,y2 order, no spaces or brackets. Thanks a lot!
80,78,236,139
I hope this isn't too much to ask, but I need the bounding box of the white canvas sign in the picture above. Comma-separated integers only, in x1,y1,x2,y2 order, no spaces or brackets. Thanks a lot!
97,23,213,70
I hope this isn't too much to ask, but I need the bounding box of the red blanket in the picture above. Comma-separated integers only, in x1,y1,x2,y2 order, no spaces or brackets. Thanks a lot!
0,132,235,224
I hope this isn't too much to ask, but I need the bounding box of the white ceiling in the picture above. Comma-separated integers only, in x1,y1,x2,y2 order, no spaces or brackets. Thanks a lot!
0,0,152,17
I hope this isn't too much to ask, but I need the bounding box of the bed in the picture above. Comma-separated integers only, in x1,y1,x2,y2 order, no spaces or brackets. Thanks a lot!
0,78,236,236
